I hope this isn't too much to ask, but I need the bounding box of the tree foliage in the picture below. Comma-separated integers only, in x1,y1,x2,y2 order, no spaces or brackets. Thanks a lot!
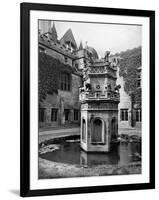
39,52,73,102
117,47,142,107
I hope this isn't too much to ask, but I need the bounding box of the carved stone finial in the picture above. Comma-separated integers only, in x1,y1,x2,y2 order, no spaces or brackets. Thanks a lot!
87,51,94,64
114,84,121,93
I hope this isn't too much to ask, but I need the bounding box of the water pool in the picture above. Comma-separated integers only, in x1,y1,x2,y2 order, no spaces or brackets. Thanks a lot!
39,141,141,167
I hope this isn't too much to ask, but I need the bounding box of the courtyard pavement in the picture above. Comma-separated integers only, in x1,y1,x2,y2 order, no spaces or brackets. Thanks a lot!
39,127,80,144
39,126,141,144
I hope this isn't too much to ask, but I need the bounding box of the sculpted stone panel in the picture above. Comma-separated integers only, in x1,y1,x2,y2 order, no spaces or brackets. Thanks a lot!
88,65,116,78
81,102,118,110
88,102,118,110
81,104,88,110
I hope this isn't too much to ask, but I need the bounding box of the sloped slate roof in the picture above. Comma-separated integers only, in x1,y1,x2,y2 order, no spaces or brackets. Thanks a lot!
60,28,77,49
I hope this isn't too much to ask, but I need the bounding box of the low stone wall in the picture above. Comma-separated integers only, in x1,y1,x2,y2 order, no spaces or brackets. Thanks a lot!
39,158,141,179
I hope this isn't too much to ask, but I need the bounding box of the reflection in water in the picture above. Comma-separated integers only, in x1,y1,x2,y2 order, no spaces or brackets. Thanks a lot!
80,149,120,166
40,142,141,167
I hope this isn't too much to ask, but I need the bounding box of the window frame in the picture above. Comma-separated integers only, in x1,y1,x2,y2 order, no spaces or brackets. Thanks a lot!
74,109,79,121
39,108,46,122
64,109,70,121
120,109,128,121
51,108,58,122
136,108,142,122
60,72,71,91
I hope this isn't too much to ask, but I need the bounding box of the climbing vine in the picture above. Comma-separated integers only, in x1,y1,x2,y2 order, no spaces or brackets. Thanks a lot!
39,52,73,102
117,47,142,107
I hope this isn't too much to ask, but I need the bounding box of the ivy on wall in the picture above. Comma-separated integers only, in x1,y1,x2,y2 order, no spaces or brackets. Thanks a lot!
39,52,73,102
117,47,142,107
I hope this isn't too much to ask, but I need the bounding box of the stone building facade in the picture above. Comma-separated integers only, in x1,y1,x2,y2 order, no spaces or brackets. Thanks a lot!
38,21,97,127
116,65,142,129
38,20,141,129
116,67,132,128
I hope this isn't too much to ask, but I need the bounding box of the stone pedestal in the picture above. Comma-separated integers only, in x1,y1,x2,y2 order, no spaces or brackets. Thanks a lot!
80,101,119,152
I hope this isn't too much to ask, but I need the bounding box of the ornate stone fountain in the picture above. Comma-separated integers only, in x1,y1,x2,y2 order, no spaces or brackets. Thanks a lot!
79,51,120,152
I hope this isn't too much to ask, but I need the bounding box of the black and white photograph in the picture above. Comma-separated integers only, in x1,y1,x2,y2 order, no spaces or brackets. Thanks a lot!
38,20,142,179
20,3,155,196
0,0,157,199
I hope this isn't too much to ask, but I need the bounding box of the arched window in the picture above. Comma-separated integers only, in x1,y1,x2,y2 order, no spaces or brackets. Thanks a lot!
92,119,103,143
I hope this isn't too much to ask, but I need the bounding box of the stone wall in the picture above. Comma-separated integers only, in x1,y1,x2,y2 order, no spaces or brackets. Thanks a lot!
39,73,82,127
39,44,73,66
74,50,85,70
58,74,81,108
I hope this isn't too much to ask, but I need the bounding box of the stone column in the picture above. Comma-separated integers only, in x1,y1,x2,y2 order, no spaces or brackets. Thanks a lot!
45,108,51,125
59,98,65,125
78,110,81,125
132,109,136,127
115,118,118,137
128,109,132,127
70,109,74,122
107,119,110,148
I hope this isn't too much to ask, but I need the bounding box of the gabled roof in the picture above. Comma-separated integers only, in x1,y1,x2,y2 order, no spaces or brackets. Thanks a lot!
60,28,77,49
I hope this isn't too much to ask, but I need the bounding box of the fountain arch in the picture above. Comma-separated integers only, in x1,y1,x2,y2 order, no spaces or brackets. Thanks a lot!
91,118,105,143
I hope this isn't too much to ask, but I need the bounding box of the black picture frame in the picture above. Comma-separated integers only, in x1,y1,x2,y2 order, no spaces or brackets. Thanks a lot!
20,2,155,197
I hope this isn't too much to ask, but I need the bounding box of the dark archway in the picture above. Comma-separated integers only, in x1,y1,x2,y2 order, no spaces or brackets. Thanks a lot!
111,118,117,139
82,119,86,142
92,118,102,143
